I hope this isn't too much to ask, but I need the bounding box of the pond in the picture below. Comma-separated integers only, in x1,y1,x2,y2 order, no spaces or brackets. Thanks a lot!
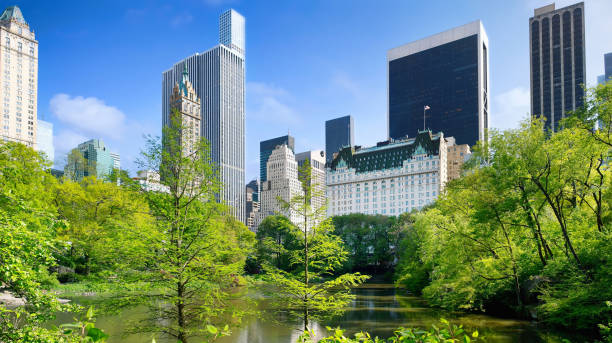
52,283,578,342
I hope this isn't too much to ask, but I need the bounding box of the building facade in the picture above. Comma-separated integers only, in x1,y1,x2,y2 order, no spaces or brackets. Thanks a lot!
605,52,612,83
168,65,201,155
64,139,114,181
326,131,448,217
388,21,489,147
325,115,354,164
109,152,120,170
245,179,260,231
133,170,169,193
530,2,586,132
260,135,294,182
445,137,471,181
36,119,53,164
162,9,245,223
257,144,303,228
0,6,38,147
295,150,326,216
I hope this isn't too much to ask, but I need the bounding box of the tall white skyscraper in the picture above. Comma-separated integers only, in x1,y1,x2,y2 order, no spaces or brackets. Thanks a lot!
0,6,38,147
36,119,53,164
162,9,246,223
219,9,245,56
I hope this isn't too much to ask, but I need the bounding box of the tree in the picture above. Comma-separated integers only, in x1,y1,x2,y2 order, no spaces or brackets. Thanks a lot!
0,142,108,342
53,176,157,276
265,158,369,331
135,113,254,342
332,214,404,274
256,215,300,271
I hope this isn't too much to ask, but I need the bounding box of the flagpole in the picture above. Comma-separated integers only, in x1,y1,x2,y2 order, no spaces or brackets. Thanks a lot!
423,106,430,131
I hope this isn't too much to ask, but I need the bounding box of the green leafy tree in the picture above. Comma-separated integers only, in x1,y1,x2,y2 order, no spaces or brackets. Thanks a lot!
394,82,612,330
0,142,107,342
265,158,369,331
256,215,300,271
135,113,254,342
53,176,157,276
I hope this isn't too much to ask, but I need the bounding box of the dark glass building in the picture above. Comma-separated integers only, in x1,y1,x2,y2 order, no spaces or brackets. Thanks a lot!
530,2,585,132
605,52,612,82
259,135,294,182
325,115,354,164
387,21,489,147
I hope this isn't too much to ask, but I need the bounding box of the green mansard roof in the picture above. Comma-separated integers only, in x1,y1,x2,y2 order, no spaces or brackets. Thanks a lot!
0,6,26,24
328,130,443,173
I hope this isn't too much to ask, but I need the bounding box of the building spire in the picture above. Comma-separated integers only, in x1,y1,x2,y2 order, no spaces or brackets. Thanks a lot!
179,64,189,96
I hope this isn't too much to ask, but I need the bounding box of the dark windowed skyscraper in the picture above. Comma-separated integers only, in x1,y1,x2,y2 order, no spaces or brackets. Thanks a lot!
387,21,489,147
325,115,354,164
605,52,612,82
530,2,585,132
260,135,294,182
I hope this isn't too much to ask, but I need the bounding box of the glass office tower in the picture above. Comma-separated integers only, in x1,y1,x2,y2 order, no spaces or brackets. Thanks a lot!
530,2,585,132
325,115,354,164
260,135,294,182
387,21,489,147
605,52,612,82
162,9,246,222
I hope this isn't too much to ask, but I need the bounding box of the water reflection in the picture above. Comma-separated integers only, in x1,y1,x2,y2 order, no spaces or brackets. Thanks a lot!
52,283,574,343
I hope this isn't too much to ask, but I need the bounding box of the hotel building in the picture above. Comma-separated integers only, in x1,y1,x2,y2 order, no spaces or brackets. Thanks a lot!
326,130,448,217
0,6,38,147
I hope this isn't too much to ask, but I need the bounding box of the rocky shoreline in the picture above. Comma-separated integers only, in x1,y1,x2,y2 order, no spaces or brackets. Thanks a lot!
0,291,70,307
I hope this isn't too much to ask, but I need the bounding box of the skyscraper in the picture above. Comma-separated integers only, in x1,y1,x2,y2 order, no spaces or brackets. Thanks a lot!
64,139,114,181
109,152,120,170
530,2,586,132
162,9,245,223
260,135,294,182
256,144,303,228
295,150,326,216
36,119,53,165
387,21,489,147
605,52,612,82
325,115,354,164
0,6,38,147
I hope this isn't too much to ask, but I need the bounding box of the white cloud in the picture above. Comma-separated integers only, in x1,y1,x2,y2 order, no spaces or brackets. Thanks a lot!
52,129,88,166
247,82,300,125
491,87,531,130
50,94,126,139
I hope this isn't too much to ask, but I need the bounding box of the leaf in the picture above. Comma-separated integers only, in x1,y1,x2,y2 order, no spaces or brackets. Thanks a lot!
206,324,218,335
86,306,95,319
472,330,479,338
87,327,109,342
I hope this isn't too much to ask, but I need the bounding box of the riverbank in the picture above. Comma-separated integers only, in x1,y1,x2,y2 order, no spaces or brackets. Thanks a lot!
0,290,70,307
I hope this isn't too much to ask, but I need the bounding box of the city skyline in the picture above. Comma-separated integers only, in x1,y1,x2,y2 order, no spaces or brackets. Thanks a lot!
10,0,612,180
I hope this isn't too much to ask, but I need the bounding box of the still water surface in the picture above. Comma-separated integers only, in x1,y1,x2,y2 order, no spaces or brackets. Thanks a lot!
54,283,576,343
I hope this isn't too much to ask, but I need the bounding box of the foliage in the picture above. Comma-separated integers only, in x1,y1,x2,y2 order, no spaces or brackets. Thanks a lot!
133,113,255,343
53,176,157,276
0,142,108,342
263,158,369,330
298,319,478,343
332,213,406,274
255,215,301,271
395,82,612,332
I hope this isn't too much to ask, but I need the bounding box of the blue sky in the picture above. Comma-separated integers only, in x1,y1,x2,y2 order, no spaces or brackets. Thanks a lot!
13,0,612,180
